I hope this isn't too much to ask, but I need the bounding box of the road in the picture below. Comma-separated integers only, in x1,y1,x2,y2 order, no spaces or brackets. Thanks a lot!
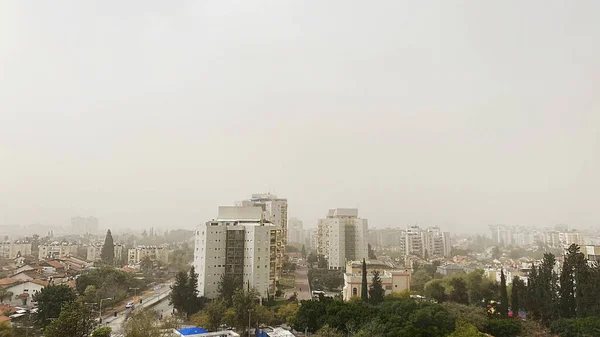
285,264,311,301
103,281,173,334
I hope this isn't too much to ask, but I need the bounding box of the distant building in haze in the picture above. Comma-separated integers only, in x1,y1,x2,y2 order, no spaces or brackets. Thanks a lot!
317,208,369,270
71,216,99,236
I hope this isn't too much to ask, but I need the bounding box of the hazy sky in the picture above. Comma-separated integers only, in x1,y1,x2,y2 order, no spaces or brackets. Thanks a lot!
1,1,599,233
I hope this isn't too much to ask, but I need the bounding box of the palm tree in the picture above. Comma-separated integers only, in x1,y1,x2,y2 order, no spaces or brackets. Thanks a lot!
0,289,13,303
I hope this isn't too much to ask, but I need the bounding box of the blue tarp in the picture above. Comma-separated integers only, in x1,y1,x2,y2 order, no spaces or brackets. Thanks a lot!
178,327,209,336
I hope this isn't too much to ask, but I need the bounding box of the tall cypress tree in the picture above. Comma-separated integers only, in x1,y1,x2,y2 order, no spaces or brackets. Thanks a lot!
559,244,577,318
539,253,559,323
499,269,508,318
511,276,523,316
101,230,115,266
361,258,368,302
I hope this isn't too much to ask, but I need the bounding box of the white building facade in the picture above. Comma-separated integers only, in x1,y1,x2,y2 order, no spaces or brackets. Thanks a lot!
194,206,274,299
0,241,33,259
317,208,368,270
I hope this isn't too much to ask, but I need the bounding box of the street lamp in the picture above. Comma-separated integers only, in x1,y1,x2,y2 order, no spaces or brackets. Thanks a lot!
248,309,253,337
99,298,112,323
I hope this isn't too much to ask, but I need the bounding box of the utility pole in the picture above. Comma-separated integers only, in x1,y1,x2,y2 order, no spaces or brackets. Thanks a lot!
99,298,112,323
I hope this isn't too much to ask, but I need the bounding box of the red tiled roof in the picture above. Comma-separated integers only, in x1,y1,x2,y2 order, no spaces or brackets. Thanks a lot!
0,315,10,323
120,266,138,273
16,293,29,298
0,278,20,286
31,279,50,287
0,304,18,313
63,280,76,289
44,261,64,269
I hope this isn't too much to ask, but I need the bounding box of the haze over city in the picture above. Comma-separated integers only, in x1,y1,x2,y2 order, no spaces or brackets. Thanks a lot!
2,1,599,233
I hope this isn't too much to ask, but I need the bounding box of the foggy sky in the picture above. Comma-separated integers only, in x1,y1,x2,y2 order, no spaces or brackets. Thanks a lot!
1,1,599,233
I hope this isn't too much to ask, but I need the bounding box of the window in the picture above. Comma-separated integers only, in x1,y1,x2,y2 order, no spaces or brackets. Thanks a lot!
352,288,358,296
385,285,392,290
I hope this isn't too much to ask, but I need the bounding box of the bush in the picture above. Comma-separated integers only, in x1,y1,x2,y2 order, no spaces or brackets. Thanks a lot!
485,318,521,337
91,326,112,337
550,317,600,337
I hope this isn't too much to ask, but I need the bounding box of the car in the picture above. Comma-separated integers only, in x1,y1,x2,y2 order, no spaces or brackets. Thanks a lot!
125,302,135,308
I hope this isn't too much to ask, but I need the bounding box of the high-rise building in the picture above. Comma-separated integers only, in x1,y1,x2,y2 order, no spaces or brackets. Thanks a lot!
317,208,368,270
87,243,125,264
287,218,305,244
396,225,451,258
238,194,287,286
489,224,513,246
71,216,99,236
194,206,274,299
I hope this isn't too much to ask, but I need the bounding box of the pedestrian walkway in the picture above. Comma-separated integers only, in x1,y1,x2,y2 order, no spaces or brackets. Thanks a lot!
284,265,311,301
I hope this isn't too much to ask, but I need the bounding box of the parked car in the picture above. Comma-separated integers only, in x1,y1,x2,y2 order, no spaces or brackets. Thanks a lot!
125,302,135,308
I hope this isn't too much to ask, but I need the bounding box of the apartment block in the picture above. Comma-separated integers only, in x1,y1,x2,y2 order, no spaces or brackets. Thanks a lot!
239,194,287,286
38,242,78,260
87,243,125,264
127,245,169,265
0,241,33,259
194,206,274,299
317,208,368,270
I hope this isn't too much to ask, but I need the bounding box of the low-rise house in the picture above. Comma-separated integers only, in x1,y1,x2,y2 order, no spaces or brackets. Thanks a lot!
2,279,49,307
127,245,169,265
436,263,465,276
342,260,411,301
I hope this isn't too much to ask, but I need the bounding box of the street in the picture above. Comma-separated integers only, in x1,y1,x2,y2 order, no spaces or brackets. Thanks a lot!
285,264,311,301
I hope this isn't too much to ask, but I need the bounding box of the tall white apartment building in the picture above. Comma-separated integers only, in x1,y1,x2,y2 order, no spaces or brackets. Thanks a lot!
317,208,368,270
0,241,33,259
194,206,275,299
71,216,99,236
38,242,78,260
238,194,287,285
127,245,169,265
397,226,451,258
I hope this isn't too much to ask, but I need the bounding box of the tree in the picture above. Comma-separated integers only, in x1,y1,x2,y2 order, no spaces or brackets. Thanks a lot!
449,278,469,305
485,319,521,337
448,321,484,337
314,325,343,337
139,256,153,273
425,279,447,303
560,244,583,319
307,252,318,265
123,308,162,337
225,288,264,335
91,326,112,337
360,259,368,302
44,301,95,337
185,266,202,316
317,255,328,269
169,271,189,314
411,269,433,292
511,276,525,316
217,273,242,306
491,246,501,260
369,270,385,305
33,284,77,328
190,300,227,331
368,243,377,260
0,290,13,303
0,322,13,337
101,229,115,266
276,302,299,325
301,245,307,259
499,269,508,318
538,253,559,323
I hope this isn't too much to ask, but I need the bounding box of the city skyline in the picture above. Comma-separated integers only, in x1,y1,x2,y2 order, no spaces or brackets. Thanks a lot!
2,1,599,232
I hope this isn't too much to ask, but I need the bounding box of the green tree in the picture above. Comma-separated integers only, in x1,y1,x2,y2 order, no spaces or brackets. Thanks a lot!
91,326,112,337
314,325,343,337
425,279,447,303
307,252,318,265
499,269,508,318
449,277,469,305
485,319,521,337
369,270,385,305
511,276,525,315
318,255,328,269
44,301,95,337
225,288,265,335
123,308,162,337
411,269,432,292
101,229,115,266
33,284,77,328
492,246,501,259
169,271,189,314
538,253,559,323
301,245,307,259
0,321,13,337
448,321,484,337
217,273,242,306
361,259,368,302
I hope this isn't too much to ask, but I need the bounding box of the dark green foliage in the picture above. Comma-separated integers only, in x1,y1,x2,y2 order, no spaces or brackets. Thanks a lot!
361,259,368,302
369,270,385,305
550,317,600,337
217,273,242,306
301,245,307,259
318,255,328,269
510,276,525,314
170,267,206,317
499,269,508,318
560,244,580,318
75,266,143,306
449,277,469,305
425,279,447,303
307,252,318,265
101,229,115,266
44,301,96,337
91,326,112,337
33,284,77,328
485,318,521,337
